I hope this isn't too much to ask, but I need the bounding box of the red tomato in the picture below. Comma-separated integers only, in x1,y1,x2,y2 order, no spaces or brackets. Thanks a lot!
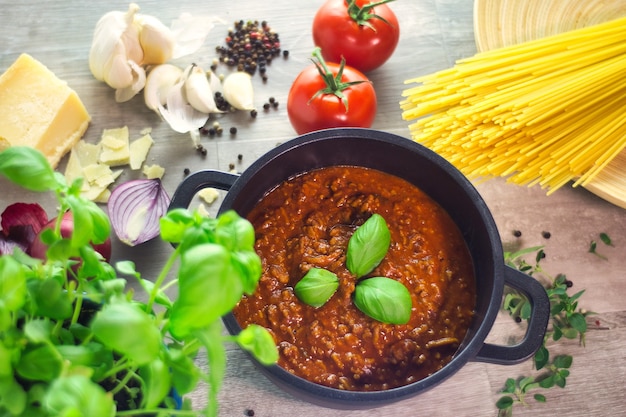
312,0,400,73
287,49,377,135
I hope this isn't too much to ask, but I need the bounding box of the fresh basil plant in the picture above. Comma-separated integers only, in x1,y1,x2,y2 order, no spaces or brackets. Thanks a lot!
0,146,278,417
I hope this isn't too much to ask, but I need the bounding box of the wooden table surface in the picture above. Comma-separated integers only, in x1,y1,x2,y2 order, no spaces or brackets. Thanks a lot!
1,1,625,416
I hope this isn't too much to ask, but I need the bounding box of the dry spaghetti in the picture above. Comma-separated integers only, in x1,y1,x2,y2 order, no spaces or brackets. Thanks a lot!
400,16,626,194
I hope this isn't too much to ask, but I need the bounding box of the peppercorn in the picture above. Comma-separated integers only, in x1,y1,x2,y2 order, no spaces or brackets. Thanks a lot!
183,168,190,176
250,109,258,118
542,231,551,239
513,230,522,237
283,49,289,58
268,96,275,104
238,153,243,161
214,19,282,77
230,126,238,135
244,409,255,417
263,102,270,110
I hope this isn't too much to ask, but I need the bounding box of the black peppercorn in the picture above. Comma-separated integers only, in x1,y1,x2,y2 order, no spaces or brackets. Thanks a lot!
513,230,522,237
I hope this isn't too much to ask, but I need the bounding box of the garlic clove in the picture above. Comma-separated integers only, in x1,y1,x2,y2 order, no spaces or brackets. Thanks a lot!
183,65,221,114
208,70,223,96
157,78,208,134
137,14,175,65
222,71,255,111
144,64,183,113
115,59,146,103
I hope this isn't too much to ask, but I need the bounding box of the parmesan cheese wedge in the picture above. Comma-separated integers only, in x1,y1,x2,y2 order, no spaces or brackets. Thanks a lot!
0,54,90,168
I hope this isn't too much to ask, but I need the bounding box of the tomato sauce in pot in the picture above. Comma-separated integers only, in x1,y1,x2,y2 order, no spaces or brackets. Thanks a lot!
233,166,476,391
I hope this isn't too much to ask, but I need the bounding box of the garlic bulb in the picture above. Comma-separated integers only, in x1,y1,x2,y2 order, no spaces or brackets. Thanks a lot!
184,65,221,114
222,72,255,111
89,3,143,90
144,64,183,113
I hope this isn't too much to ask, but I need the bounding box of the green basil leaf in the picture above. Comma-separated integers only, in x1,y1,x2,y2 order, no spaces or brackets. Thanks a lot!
215,210,255,251
346,214,390,278
159,208,197,243
139,358,171,409
353,277,412,324
0,147,60,192
16,344,62,381
165,346,201,395
294,268,339,307
231,250,263,295
43,375,115,417
236,324,279,365
91,302,161,366
0,256,26,312
170,243,243,339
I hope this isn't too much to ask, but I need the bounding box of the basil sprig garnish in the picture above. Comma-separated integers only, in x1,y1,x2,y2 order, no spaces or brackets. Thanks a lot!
294,213,412,325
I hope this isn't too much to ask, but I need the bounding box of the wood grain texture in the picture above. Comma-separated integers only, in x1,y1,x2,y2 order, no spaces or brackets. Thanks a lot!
1,1,625,416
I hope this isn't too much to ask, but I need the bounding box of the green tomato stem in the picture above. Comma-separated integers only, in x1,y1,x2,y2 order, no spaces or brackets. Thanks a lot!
309,47,368,113
346,0,396,28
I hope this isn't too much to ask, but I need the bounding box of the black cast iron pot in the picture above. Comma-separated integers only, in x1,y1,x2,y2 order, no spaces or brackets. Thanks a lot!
168,128,550,409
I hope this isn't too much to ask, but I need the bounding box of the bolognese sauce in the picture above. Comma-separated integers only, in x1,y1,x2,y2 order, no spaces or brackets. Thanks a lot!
233,166,476,391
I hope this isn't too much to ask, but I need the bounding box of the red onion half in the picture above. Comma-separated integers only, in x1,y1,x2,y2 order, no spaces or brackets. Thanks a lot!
108,179,171,246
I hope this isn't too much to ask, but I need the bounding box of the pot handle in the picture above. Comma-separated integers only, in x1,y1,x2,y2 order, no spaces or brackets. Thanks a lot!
474,266,550,365
169,169,239,210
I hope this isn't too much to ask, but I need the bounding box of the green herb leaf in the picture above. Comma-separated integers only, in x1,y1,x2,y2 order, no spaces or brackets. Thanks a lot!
43,375,115,417
0,147,60,192
353,277,412,324
91,302,161,366
346,214,391,278
294,268,339,307
534,393,547,403
599,232,613,246
553,355,573,369
139,358,171,409
215,210,256,251
236,324,279,365
534,345,549,370
16,344,62,381
0,256,27,313
170,243,244,339
159,208,196,243
495,395,514,409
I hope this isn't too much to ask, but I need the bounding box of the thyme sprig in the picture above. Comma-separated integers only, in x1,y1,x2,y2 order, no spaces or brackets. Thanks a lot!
497,246,594,416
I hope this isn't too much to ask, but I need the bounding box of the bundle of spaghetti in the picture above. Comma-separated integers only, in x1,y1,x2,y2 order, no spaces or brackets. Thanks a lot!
400,16,626,194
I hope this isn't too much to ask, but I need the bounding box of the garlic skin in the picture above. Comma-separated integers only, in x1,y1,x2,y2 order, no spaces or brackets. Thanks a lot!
184,65,221,114
137,14,175,65
144,64,183,113
157,78,208,136
115,60,146,103
89,3,143,90
222,72,255,111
